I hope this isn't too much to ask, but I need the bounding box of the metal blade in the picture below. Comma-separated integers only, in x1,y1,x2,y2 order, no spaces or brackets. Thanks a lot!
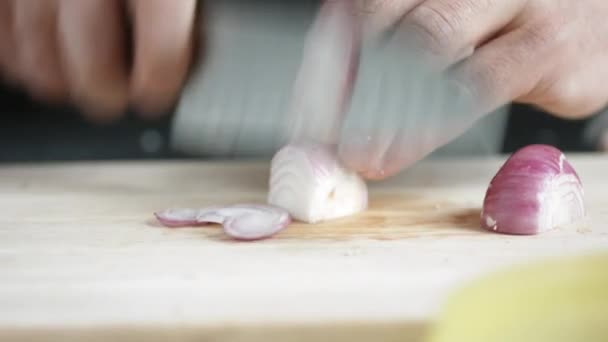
171,0,320,158
171,0,508,160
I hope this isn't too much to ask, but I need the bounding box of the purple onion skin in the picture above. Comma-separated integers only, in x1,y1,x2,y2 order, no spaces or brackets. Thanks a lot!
481,144,585,235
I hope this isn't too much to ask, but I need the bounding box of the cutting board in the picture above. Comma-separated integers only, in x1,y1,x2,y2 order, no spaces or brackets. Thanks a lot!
1,154,607,342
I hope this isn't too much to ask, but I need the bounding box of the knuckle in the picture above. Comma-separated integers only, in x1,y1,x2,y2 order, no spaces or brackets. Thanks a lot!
520,16,563,53
352,0,399,15
545,80,580,104
452,52,529,113
404,3,461,55
534,77,596,117
132,55,190,104
464,54,511,98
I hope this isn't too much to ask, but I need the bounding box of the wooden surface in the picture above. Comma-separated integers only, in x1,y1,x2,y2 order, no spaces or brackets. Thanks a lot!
1,155,607,341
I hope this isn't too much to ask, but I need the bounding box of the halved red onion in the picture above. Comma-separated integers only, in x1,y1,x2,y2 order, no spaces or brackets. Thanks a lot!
481,144,585,235
268,142,368,223
154,205,291,241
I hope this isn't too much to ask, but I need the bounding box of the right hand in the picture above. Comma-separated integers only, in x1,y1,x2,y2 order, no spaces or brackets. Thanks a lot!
0,0,198,122
335,0,608,180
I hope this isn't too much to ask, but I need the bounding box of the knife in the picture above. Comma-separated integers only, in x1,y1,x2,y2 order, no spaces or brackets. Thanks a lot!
171,0,508,160
171,0,323,158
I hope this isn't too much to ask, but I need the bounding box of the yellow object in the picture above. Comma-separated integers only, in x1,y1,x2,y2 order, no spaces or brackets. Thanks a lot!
427,252,608,342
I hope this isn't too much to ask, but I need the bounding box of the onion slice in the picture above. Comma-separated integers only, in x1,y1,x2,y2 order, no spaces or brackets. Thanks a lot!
481,144,585,235
268,142,368,223
154,208,208,227
154,205,291,241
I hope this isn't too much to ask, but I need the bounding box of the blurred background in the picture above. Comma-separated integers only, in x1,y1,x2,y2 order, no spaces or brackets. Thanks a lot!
1,82,603,163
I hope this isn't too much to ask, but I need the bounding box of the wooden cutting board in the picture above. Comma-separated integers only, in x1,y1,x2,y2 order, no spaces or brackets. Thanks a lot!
1,154,607,342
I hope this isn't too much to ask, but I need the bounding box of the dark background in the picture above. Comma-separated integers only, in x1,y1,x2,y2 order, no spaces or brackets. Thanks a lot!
0,85,182,162
0,85,598,163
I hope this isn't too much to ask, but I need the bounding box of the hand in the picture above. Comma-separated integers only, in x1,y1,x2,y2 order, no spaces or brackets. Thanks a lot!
336,0,608,179
0,0,197,122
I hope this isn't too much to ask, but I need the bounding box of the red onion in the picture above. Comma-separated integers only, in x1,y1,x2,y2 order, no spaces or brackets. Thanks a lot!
155,205,291,241
481,144,585,235
268,142,368,223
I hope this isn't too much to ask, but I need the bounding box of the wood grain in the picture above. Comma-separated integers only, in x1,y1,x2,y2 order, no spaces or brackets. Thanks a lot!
1,154,607,341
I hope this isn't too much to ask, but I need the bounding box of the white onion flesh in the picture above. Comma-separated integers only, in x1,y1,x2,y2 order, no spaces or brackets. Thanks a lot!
268,142,368,223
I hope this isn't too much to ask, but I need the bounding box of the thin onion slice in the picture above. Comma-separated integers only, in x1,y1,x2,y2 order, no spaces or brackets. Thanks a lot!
219,205,292,241
154,204,291,241
154,208,216,227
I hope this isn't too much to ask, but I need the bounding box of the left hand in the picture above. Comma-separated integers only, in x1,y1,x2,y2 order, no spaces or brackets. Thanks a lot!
0,0,198,121
337,0,608,179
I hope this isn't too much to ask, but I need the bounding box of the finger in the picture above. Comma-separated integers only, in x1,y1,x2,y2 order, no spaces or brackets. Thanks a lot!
397,0,527,69
350,0,424,38
340,20,559,180
338,61,475,180
447,22,562,120
58,0,129,121
380,23,547,179
379,78,478,179
520,59,608,119
337,45,448,178
13,0,67,101
0,0,19,84
129,0,196,117
338,0,528,179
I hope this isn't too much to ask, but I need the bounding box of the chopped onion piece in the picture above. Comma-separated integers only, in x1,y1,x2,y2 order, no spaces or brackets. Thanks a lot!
268,142,368,223
219,205,292,241
154,205,291,241
154,208,215,227
481,144,585,235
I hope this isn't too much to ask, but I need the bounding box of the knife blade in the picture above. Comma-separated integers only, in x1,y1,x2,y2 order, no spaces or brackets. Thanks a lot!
171,0,322,158
170,0,508,160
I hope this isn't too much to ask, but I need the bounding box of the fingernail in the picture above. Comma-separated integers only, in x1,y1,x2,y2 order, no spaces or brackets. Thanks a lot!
74,89,129,123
